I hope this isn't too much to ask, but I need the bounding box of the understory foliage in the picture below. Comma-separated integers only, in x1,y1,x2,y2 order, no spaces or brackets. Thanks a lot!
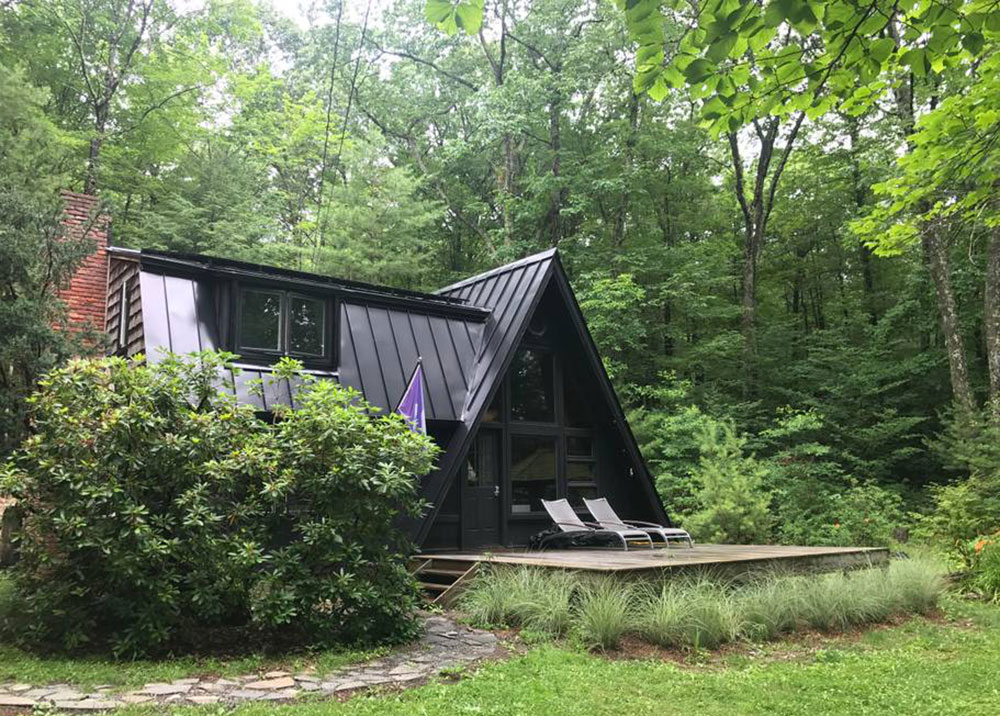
462,560,945,651
0,352,437,656
633,378,905,547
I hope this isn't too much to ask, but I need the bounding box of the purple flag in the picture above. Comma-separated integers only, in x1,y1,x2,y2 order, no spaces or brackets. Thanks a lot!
396,361,426,434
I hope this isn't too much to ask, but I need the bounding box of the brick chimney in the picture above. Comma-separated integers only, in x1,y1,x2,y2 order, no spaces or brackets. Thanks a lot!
57,191,110,334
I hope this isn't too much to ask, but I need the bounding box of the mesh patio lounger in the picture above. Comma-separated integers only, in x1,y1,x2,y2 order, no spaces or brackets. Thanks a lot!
538,499,654,551
584,497,694,548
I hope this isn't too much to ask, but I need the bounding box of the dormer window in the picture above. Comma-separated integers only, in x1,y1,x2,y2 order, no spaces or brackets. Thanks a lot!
238,287,329,360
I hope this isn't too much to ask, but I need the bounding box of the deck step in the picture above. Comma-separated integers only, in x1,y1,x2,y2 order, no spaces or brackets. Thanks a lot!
420,567,468,577
411,557,481,606
417,581,450,592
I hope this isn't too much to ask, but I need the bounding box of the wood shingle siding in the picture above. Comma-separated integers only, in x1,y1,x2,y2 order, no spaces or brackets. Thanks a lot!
106,252,144,357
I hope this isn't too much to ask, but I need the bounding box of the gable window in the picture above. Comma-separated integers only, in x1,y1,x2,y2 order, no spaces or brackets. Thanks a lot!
510,435,557,513
510,348,554,422
566,434,598,508
238,287,329,359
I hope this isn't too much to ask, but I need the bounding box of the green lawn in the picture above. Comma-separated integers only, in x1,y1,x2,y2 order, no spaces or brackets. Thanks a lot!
219,598,1000,716
0,644,383,691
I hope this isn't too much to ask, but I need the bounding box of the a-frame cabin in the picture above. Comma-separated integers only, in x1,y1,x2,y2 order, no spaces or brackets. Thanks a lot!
422,249,669,550
101,246,670,551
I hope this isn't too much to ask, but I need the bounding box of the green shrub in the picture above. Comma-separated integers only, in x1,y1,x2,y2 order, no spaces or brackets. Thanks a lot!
685,421,773,544
0,352,437,656
574,579,633,650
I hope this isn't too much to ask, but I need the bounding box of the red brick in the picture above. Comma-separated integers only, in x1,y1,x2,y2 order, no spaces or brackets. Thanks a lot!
55,191,110,336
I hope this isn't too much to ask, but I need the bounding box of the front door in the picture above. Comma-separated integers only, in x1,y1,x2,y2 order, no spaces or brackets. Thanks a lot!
462,429,501,548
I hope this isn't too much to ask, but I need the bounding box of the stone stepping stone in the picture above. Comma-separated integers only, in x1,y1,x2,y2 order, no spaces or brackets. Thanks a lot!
140,683,191,696
54,700,122,711
0,696,36,707
245,676,295,690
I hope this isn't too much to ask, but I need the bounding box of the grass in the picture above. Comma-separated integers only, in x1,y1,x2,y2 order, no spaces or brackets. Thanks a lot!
209,597,1000,716
574,578,633,649
461,557,946,652
461,565,576,636
0,572,382,689
0,643,384,691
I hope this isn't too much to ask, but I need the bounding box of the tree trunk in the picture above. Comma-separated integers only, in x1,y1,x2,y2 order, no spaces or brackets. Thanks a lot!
890,62,975,415
923,223,976,415
544,78,565,246
85,104,108,194
847,116,878,324
613,92,640,247
985,223,1000,410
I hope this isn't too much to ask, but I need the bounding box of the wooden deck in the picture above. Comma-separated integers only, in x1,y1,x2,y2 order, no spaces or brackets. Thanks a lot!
421,544,889,576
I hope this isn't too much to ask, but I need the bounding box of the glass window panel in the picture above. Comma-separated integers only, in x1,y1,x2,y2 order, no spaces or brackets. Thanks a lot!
567,461,597,481
467,431,499,487
240,290,282,351
566,435,593,457
289,295,325,355
563,369,593,427
567,483,599,509
510,349,554,422
510,436,557,513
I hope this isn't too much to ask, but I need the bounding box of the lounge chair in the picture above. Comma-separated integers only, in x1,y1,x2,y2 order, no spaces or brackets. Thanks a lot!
537,499,654,551
584,497,694,548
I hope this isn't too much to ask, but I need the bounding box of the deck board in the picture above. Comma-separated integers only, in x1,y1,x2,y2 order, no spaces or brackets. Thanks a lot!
422,544,888,574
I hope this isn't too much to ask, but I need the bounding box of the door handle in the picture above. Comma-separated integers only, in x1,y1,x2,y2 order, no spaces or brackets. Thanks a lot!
493,485,500,498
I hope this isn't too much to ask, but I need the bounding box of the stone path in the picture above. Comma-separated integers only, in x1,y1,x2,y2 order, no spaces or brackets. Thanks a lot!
0,615,500,711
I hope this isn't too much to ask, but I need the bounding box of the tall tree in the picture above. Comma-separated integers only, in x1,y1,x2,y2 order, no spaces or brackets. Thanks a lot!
0,67,93,453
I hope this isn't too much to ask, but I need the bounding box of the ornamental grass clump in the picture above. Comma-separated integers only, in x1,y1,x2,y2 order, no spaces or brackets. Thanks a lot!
461,566,523,628
574,578,633,650
462,557,945,653
738,575,800,640
511,568,577,636
888,556,947,612
462,566,576,635
0,352,438,657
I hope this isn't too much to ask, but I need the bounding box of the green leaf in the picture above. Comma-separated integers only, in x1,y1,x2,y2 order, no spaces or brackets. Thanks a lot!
902,47,928,77
702,95,728,120
763,1,784,28
870,37,895,64
425,0,453,24
962,31,985,56
455,3,484,35
706,32,738,62
647,73,671,102
683,58,716,84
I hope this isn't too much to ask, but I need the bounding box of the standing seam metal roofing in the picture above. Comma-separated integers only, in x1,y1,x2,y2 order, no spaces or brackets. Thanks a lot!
134,251,487,420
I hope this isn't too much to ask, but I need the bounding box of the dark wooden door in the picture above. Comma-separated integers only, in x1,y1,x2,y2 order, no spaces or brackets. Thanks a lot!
462,429,501,548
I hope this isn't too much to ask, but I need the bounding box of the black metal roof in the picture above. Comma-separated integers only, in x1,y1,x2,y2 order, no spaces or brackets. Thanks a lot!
140,250,487,319
134,251,487,420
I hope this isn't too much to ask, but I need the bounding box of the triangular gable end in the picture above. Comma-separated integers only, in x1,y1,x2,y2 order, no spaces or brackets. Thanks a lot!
415,250,669,546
